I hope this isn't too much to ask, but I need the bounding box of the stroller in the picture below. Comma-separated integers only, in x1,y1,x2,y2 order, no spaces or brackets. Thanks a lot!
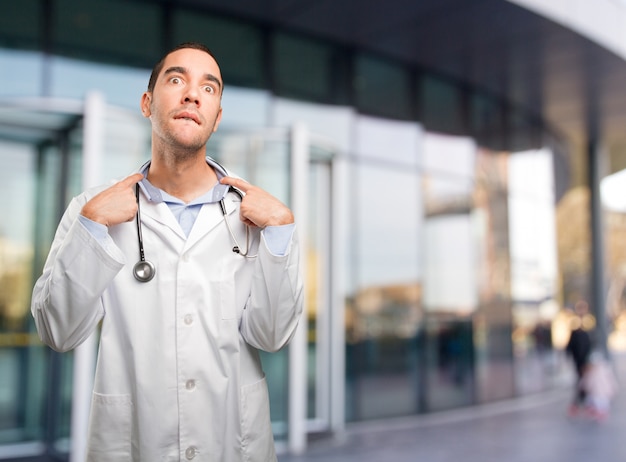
577,352,619,421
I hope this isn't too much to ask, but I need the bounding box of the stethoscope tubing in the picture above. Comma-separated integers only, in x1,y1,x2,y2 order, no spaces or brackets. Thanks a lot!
132,164,256,283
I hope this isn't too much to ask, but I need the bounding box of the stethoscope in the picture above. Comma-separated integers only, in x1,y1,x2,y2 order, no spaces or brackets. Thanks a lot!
133,161,256,283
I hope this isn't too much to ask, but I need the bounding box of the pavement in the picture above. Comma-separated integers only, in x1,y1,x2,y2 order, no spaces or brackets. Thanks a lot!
278,352,626,462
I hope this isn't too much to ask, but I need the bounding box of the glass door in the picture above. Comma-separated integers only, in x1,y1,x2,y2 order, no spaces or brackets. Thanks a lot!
0,109,339,458
0,99,150,461
306,153,333,432
209,128,294,443
209,127,338,450
0,121,82,461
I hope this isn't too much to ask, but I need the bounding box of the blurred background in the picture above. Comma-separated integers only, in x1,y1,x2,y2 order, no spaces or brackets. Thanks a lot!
3,0,626,460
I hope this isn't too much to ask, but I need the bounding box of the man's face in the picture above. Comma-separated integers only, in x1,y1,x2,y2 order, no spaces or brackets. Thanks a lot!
141,48,223,153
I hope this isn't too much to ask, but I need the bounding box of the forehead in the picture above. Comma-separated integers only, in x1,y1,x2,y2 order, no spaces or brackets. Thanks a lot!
160,48,222,79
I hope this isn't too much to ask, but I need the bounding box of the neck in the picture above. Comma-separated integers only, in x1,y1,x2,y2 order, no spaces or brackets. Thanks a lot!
147,151,218,203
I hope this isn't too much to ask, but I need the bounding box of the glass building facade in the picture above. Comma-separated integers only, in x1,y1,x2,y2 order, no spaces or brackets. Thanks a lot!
0,0,601,459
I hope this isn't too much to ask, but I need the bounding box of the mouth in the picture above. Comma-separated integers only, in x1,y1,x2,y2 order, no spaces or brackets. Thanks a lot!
174,111,201,125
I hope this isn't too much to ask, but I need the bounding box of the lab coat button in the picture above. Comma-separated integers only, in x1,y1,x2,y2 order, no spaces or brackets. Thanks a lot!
185,446,197,459
186,379,196,390
182,254,189,262
184,314,193,325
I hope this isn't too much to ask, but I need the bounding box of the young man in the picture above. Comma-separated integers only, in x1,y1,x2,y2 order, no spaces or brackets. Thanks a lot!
31,42,303,461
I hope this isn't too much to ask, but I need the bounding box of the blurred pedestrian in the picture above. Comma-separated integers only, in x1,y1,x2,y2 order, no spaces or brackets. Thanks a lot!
565,301,593,416
579,352,618,421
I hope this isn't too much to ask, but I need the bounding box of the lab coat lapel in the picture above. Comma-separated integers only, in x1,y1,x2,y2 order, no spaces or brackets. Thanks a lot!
139,196,187,241
185,194,240,250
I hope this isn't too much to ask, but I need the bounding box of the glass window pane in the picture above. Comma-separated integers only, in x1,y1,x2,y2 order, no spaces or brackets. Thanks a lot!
419,75,464,134
423,317,474,411
99,109,151,182
220,87,271,129
174,11,265,89
470,92,505,150
0,0,41,49
49,56,149,109
420,133,479,411
422,132,476,178
273,98,354,153
0,49,44,98
0,141,38,438
53,0,161,67
354,165,421,287
473,148,515,403
273,33,333,102
508,149,560,394
0,141,47,445
346,162,422,421
354,115,421,166
355,54,413,120
423,214,476,312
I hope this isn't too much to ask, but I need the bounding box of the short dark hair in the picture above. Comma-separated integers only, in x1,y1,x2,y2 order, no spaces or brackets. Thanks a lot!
147,42,220,93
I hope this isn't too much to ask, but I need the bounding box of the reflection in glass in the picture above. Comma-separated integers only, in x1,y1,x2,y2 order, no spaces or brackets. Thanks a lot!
0,49,43,98
0,141,39,442
49,57,149,110
421,134,477,411
472,148,515,403
354,54,412,120
173,11,265,89
346,162,422,421
306,159,332,429
508,149,561,393
0,107,152,455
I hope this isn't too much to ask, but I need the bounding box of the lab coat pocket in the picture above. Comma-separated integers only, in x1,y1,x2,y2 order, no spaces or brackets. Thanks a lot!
240,376,277,462
86,392,133,461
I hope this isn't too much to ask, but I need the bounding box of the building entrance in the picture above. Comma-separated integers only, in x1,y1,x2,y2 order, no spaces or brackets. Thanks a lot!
0,96,151,461
0,99,87,461
0,99,341,459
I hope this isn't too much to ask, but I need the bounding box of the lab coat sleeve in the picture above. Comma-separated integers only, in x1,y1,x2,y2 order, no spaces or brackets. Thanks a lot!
31,194,126,352
240,226,304,352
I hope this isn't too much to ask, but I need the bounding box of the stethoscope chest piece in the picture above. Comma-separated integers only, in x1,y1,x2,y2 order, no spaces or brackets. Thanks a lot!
133,260,155,283
134,183,156,283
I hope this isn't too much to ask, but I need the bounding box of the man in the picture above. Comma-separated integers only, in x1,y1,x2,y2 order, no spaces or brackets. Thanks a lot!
31,42,303,461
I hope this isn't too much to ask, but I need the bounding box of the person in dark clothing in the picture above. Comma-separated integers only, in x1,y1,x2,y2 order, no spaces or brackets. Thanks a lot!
565,304,593,414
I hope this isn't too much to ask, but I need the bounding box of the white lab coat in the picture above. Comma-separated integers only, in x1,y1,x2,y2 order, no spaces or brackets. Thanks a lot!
31,170,303,462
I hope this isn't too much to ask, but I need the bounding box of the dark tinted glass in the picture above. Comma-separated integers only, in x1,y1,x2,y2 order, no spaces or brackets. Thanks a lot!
355,53,413,120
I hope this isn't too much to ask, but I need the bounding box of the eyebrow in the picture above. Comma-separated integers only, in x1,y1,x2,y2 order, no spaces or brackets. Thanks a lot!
163,66,223,92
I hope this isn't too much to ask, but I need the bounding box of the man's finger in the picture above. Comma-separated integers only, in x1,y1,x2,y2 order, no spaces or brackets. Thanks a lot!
119,173,144,188
220,176,250,192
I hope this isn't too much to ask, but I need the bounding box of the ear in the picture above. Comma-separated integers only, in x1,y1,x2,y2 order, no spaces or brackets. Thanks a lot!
140,92,152,118
212,107,223,133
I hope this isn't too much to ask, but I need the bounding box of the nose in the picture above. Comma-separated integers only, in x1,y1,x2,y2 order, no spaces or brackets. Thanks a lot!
183,86,200,106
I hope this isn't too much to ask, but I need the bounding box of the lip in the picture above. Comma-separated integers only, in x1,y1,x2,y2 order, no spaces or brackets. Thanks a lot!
174,111,201,125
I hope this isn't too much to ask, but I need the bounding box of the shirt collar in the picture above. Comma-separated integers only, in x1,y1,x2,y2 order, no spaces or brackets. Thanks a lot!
137,157,230,205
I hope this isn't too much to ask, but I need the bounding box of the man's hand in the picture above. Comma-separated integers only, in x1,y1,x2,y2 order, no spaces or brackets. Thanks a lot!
80,173,144,227
220,176,294,228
